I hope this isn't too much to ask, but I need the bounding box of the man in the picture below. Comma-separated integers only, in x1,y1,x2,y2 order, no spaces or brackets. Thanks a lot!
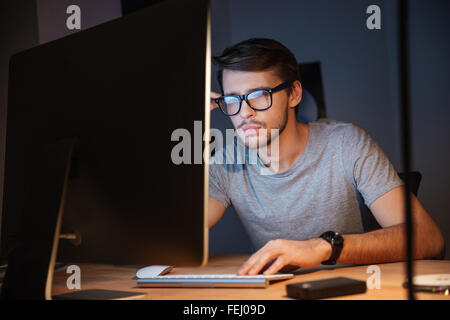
208,38,444,276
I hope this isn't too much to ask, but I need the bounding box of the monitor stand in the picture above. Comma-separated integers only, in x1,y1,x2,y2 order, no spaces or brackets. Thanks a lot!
1,139,74,299
1,139,144,300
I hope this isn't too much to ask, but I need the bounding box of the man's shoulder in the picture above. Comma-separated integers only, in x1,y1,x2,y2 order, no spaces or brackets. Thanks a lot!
309,118,366,142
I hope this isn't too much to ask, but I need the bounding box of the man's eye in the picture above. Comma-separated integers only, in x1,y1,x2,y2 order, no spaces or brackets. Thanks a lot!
250,90,268,98
224,97,239,104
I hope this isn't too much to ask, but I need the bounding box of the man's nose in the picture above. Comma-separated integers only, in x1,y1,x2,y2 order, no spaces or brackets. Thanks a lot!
239,99,256,119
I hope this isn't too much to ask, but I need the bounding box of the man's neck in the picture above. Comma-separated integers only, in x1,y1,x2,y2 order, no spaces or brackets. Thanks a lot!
258,115,309,174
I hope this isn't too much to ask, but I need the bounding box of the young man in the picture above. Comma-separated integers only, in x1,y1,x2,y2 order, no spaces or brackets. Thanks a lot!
208,38,444,276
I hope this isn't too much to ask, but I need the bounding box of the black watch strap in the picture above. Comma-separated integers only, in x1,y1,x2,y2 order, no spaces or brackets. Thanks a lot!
320,231,344,265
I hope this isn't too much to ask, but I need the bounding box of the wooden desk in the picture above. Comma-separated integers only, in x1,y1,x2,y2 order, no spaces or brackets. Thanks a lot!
51,255,450,300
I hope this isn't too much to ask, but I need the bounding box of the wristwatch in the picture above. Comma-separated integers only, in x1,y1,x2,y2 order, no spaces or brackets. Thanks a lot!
320,231,344,265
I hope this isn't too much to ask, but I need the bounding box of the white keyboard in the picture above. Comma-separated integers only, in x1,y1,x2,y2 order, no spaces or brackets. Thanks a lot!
141,274,292,279
137,273,294,288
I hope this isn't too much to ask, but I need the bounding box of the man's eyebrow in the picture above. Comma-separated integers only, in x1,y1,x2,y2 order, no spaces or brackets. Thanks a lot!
224,86,269,96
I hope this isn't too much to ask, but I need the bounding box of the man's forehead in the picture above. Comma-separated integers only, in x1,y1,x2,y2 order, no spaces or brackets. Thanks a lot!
222,68,281,95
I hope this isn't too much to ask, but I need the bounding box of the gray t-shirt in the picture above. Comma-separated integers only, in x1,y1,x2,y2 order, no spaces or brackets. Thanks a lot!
208,119,404,250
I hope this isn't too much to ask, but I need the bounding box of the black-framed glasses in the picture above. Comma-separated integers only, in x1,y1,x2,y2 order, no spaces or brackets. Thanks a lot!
215,81,291,116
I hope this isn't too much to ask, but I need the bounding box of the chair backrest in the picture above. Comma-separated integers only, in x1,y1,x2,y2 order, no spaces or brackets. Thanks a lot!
360,171,422,232
297,61,327,122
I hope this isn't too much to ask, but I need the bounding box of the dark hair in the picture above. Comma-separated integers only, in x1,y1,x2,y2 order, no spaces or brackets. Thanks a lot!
213,38,301,95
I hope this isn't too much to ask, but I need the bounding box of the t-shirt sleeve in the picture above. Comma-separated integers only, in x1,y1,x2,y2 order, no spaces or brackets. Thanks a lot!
342,124,404,208
208,159,231,208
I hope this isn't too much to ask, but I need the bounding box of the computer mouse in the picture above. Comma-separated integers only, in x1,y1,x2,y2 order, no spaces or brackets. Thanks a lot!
136,265,173,278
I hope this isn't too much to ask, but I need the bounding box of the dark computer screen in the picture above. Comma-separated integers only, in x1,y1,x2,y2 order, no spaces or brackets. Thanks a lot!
2,0,210,271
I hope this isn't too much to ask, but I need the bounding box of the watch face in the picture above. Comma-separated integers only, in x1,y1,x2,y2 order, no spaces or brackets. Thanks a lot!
320,231,343,265
333,233,344,247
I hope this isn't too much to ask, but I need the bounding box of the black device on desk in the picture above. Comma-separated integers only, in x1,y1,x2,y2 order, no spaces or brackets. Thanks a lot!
286,277,367,300
1,0,211,299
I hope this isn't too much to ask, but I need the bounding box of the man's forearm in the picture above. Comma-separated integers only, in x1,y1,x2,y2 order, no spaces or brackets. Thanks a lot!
337,223,445,265
237,221,444,275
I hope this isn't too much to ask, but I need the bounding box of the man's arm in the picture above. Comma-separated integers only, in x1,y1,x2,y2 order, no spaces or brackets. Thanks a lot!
207,92,228,229
237,186,445,275
338,186,445,264
208,197,227,229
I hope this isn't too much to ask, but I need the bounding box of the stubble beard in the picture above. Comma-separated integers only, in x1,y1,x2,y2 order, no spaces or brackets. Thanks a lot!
238,107,289,150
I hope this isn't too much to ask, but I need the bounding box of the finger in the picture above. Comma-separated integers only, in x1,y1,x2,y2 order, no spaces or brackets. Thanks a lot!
237,253,260,275
210,100,218,111
237,248,270,275
260,259,276,273
237,240,284,275
247,250,282,275
210,92,221,111
279,264,300,273
263,256,287,275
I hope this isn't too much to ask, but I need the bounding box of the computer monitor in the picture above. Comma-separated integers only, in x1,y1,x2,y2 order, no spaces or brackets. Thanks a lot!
1,0,211,298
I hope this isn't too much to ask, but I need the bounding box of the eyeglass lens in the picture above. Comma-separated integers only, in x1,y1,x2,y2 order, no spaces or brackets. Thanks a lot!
219,89,272,115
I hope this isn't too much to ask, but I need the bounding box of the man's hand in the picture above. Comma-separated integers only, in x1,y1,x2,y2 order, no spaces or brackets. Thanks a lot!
210,91,221,110
237,238,332,275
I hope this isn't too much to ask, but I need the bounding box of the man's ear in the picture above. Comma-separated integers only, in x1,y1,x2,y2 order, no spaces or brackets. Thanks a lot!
288,80,302,109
